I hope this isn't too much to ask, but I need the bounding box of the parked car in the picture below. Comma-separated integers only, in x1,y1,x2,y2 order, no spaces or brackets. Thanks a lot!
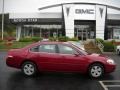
116,45,120,55
6,42,116,78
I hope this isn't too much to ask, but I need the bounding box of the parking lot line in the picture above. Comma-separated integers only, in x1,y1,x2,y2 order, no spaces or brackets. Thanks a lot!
101,80,120,82
99,81,108,90
106,85,120,87
99,80,120,90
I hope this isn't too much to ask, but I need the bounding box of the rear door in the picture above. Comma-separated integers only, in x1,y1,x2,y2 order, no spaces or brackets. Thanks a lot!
35,44,63,71
29,44,60,71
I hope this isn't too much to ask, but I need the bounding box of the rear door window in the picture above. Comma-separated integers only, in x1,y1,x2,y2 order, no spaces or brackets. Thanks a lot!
30,44,56,53
39,44,56,53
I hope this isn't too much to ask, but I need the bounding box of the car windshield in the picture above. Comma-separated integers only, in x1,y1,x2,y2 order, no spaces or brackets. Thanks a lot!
64,42,88,55
79,48,88,55
73,45,88,55
70,44,87,54
67,41,85,49
68,41,81,47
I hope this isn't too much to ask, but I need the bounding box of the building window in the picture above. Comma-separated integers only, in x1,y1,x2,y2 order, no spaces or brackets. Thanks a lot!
113,29,120,39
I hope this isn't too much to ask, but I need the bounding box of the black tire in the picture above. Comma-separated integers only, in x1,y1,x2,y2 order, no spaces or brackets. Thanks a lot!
21,61,37,76
88,63,104,78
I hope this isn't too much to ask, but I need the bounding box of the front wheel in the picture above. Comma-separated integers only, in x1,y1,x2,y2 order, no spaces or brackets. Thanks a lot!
22,62,37,76
88,63,104,78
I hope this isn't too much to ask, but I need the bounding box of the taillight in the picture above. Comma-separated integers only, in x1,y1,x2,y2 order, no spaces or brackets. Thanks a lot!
8,55,13,58
6,55,14,61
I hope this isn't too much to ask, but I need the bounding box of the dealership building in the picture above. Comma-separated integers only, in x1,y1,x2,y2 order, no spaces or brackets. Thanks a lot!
9,2,120,41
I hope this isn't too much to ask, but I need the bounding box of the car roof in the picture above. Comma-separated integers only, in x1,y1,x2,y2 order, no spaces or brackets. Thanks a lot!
24,41,70,49
38,41,67,44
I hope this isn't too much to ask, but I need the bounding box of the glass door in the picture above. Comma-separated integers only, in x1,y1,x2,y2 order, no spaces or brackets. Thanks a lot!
77,29,88,40
75,25,95,40
75,25,89,41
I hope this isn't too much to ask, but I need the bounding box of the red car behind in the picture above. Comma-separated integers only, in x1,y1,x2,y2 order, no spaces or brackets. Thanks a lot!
6,42,116,78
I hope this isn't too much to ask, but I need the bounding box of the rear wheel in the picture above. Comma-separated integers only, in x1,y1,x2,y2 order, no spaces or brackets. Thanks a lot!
22,62,37,76
88,63,104,78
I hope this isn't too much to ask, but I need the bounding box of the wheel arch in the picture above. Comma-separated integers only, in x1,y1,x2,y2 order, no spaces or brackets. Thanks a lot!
87,61,106,73
20,59,38,69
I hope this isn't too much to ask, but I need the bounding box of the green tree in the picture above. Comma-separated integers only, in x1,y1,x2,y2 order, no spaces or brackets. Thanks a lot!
0,14,16,39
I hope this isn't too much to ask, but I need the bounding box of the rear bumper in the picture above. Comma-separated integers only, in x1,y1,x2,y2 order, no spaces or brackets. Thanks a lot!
6,57,20,69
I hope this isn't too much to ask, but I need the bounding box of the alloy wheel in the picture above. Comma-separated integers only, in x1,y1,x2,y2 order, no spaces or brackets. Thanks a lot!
22,62,37,76
89,64,104,78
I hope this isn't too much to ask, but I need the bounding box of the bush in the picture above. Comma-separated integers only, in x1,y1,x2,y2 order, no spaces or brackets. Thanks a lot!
58,36,69,42
5,37,16,41
96,38,104,44
95,39,115,52
32,37,42,42
49,37,57,41
103,41,115,52
19,37,33,42
111,39,116,44
0,39,3,42
68,37,79,41
19,37,43,42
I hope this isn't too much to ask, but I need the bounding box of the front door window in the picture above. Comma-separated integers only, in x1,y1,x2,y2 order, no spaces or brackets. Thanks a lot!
58,45,77,55
57,44,85,72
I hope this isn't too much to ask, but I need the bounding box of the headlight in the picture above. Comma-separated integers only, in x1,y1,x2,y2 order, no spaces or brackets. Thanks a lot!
107,59,115,64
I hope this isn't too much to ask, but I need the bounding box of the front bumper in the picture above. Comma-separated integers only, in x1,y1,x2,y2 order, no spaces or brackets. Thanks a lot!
105,64,116,73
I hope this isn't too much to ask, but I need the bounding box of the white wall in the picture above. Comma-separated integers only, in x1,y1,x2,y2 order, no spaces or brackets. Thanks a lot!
63,4,74,38
96,5,107,39
63,4,107,39
9,13,62,19
0,0,2,13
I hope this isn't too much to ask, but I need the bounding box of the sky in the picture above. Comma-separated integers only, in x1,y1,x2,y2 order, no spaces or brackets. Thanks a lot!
0,0,120,13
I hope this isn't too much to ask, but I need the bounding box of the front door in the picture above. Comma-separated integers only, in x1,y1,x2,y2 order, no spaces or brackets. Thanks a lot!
57,44,86,72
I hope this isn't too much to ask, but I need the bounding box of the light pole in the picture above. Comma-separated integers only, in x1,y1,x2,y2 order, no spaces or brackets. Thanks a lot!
1,0,4,40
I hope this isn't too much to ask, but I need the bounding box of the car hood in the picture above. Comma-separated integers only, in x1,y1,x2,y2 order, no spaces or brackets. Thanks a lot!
90,53,108,58
87,53,109,61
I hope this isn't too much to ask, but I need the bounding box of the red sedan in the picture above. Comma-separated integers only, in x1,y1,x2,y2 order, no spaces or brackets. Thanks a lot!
6,42,116,78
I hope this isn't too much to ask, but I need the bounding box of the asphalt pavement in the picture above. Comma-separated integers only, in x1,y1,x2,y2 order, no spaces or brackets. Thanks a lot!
0,51,120,90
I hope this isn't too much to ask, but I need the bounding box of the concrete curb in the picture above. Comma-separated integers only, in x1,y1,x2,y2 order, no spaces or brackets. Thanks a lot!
103,52,115,55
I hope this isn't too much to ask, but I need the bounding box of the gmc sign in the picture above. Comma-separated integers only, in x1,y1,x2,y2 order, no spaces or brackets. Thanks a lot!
75,9,94,14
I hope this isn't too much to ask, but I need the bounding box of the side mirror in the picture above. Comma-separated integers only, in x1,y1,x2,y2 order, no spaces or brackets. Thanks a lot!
74,53,79,56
